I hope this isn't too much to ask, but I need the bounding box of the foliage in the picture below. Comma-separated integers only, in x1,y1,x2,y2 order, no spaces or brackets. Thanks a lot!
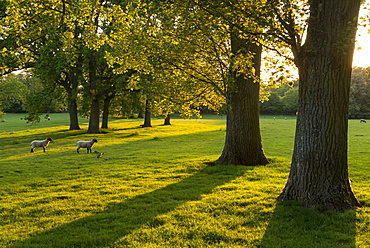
349,67,370,116
260,82,298,115
0,114,369,247
0,74,28,112
0,72,65,117
1,0,308,122
261,66,370,116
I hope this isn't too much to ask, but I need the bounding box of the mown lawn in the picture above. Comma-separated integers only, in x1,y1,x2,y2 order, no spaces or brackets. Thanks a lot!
0,113,369,247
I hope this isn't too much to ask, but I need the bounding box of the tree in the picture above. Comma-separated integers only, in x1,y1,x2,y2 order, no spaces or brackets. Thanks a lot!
85,51,101,134
34,35,84,130
0,0,19,74
2,0,135,131
349,67,370,116
218,30,269,165
260,83,299,115
276,0,362,211
281,85,298,114
0,74,28,112
135,0,270,165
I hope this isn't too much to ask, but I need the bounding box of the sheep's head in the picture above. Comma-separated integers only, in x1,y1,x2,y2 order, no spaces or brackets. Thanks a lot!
92,138,98,143
47,137,53,141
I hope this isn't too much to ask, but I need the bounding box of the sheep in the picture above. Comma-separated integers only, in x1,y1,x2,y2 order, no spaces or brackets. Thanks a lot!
94,150,104,158
76,139,98,153
30,137,53,153
360,119,366,123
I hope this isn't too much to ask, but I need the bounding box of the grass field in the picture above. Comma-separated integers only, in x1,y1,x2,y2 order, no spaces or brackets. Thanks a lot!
0,113,369,247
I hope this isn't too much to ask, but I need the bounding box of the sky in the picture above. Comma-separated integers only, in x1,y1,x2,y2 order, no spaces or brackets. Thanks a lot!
353,4,370,68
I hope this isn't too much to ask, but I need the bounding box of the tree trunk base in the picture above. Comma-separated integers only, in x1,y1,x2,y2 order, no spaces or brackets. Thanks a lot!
218,153,269,166
277,182,361,212
86,131,102,134
69,127,81,131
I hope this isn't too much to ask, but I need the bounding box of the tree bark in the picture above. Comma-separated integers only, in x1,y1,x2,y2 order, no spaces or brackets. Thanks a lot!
87,98,101,133
141,99,152,127
164,113,171,125
59,66,81,130
67,68,81,130
86,53,101,134
278,0,361,211
101,92,115,129
218,31,269,166
68,99,80,130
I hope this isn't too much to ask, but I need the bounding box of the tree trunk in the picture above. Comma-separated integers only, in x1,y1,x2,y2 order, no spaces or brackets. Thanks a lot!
101,103,109,129
68,70,81,130
218,31,269,166
87,98,101,133
278,0,361,211
60,67,81,130
68,99,80,130
141,99,152,127
101,93,115,129
86,53,101,134
164,113,171,125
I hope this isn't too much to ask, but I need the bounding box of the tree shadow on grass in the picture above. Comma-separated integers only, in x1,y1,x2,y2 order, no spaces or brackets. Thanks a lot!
260,201,357,248
10,164,251,248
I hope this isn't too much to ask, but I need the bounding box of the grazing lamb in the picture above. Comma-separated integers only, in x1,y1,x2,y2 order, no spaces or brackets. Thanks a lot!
360,119,366,123
30,137,53,153
94,150,104,158
76,139,98,153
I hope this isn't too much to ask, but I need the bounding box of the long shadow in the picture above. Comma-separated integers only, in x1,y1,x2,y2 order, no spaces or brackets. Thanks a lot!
10,164,250,248
260,201,357,248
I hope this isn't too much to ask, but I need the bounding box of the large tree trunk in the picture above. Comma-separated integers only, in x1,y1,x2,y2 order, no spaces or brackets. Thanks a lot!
218,31,269,166
278,0,361,211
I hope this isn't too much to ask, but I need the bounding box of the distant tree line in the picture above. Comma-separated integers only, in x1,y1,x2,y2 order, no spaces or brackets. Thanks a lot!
2,66,370,119
260,82,299,115
0,73,65,119
260,67,370,116
349,67,370,117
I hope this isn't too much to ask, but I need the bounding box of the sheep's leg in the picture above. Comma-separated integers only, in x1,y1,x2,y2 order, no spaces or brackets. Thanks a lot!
87,148,91,153
43,147,46,152
77,148,80,153
30,148,34,153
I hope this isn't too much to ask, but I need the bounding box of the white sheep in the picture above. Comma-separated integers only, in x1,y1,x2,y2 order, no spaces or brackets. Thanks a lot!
30,137,53,153
360,119,366,123
76,139,98,153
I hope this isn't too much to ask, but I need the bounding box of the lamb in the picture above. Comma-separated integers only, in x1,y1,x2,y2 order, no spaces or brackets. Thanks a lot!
76,139,98,153
30,137,53,153
94,150,104,158
360,119,366,123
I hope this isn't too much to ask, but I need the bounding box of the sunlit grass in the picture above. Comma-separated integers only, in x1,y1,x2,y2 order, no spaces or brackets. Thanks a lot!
0,113,369,247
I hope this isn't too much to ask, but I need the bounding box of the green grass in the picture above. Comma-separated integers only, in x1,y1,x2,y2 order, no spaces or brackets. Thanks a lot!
0,113,369,247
